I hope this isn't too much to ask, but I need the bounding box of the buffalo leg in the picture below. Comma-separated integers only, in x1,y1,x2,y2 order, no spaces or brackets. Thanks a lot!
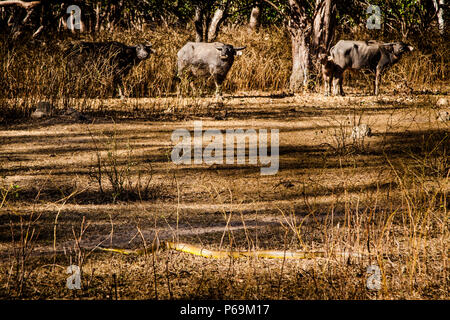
333,75,344,96
324,74,332,96
338,75,345,96
189,81,196,95
327,75,333,96
215,83,223,99
117,86,125,99
332,77,339,95
214,76,224,99
114,77,126,99
174,71,182,97
374,68,382,95
176,81,181,97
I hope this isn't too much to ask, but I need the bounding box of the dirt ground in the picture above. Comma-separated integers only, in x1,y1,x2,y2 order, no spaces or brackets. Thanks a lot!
0,89,448,299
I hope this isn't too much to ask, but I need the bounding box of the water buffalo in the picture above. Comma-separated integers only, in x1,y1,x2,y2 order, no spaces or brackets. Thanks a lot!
176,42,246,98
319,53,343,96
329,40,414,96
65,41,155,98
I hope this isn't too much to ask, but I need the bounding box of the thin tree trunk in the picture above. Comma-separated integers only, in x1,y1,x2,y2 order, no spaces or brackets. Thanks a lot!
194,5,204,42
207,8,224,41
109,0,123,30
0,0,40,9
95,3,100,32
207,0,230,41
249,1,261,31
433,0,445,34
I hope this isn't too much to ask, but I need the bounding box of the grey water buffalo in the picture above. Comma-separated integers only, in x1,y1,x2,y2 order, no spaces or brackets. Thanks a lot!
328,40,414,96
65,41,155,98
176,42,246,98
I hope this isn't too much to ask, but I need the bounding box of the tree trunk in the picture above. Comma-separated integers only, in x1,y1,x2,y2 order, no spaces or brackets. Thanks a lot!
194,5,204,42
312,0,336,54
287,0,312,92
248,1,261,31
207,7,225,41
288,0,336,92
433,0,445,34
289,29,311,91
206,0,230,42
193,1,229,43
108,0,123,31
95,3,100,32
0,1,40,9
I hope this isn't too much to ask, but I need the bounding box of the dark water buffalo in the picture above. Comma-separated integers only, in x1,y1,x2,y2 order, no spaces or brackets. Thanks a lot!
319,53,343,96
176,42,246,98
65,41,155,98
329,40,414,95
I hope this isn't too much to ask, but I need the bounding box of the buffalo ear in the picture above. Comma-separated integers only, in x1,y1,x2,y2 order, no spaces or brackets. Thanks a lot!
233,46,246,56
145,42,154,52
146,44,156,54
318,53,328,63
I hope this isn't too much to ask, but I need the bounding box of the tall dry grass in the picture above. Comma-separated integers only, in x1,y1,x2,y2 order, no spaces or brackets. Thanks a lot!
1,25,448,124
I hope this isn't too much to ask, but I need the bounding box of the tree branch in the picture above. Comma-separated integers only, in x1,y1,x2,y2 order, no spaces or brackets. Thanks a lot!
261,0,290,20
0,0,40,9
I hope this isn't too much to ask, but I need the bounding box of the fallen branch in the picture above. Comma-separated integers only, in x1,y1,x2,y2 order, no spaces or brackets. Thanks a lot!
98,241,370,260
0,0,40,9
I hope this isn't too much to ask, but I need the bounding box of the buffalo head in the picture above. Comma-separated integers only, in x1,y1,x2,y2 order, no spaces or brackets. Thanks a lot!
383,42,414,57
133,43,155,60
215,44,246,60
318,53,331,65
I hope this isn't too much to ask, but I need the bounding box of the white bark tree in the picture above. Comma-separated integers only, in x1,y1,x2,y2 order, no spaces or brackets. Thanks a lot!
249,1,262,30
193,0,231,42
432,0,445,34
207,0,231,42
0,0,40,9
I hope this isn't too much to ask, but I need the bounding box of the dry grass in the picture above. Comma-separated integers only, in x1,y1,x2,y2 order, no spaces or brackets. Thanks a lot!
1,25,448,125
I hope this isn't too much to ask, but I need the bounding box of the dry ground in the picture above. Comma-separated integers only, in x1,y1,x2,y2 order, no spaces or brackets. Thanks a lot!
0,89,448,299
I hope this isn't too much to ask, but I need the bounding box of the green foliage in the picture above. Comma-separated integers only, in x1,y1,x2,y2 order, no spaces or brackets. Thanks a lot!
336,0,439,38
0,0,443,39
